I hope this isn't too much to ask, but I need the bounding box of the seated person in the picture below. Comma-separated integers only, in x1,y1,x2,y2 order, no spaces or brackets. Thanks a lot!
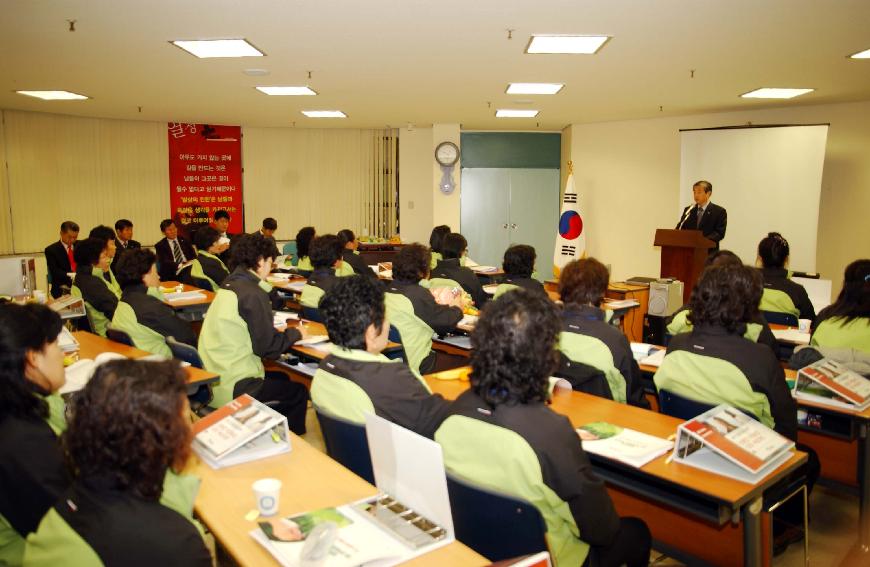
72,237,120,336
113,218,141,271
24,360,211,566
435,290,652,567
558,258,648,407
495,244,545,298
198,234,310,433
811,259,870,356
88,225,122,294
666,250,777,353
431,232,488,308
337,229,376,278
386,244,464,375
312,276,450,438
757,232,815,321
113,249,197,354
300,235,345,310
44,220,79,299
259,217,280,259
191,227,229,290
0,304,69,566
155,219,196,282
212,209,235,264
428,225,451,270
294,226,316,273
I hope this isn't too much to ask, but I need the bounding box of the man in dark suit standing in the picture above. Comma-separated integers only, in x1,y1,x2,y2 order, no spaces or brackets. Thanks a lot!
44,220,80,298
676,180,727,250
154,219,196,282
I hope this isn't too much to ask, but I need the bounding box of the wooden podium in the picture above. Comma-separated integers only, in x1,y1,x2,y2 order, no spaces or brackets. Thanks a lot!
653,229,715,303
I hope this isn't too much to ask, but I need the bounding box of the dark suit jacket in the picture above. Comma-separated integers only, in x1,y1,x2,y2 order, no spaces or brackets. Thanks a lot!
112,239,141,273
44,241,74,298
155,236,195,282
677,201,727,248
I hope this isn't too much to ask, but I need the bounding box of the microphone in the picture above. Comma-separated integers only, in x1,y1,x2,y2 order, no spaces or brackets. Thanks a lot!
677,204,694,229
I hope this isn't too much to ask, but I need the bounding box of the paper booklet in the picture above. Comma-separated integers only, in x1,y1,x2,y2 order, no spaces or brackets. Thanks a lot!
468,265,498,273
58,326,80,353
577,422,673,468
49,294,87,320
165,290,206,302
272,310,299,328
674,405,794,484
630,342,657,361
772,328,811,345
603,298,640,309
192,394,290,469
175,260,194,275
62,352,128,394
639,348,666,368
793,358,870,411
251,414,454,567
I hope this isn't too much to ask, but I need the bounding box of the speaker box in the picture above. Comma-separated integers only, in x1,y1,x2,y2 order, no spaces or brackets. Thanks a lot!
647,280,684,317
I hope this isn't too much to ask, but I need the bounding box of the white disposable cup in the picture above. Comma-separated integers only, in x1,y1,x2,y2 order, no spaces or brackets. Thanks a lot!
32,290,47,304
253,478,282,517
798,318,812,332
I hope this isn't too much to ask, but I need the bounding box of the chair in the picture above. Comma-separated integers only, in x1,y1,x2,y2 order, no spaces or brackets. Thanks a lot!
314,408,375,484
384,325,406,361
301,306,323,323
166,337,212,412
658,389,716,420
166,336,204,368
762,311,799,327
106,327,135,347
446,474,548,562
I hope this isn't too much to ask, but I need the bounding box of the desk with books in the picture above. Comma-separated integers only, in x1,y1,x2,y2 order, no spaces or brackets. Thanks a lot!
160,281,215,321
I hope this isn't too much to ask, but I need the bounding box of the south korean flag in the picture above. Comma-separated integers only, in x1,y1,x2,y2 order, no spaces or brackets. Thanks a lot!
553,169,586,277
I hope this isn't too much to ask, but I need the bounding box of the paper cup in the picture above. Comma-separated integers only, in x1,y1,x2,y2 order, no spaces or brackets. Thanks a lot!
798,319,812,332
32,290,47,304
253,478,282,517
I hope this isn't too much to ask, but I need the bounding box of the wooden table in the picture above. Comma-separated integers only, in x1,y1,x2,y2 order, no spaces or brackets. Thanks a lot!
161,281,215,321
426,373,807,567
72,330,219,388
194,433,487,567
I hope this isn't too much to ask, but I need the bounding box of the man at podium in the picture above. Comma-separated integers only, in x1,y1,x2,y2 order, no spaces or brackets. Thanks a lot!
676,180,727,250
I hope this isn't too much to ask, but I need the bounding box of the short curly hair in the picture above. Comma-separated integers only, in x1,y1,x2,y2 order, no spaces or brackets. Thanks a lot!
63,359,191,501
194,226,220,251
114,248,157,289
470,289,560,406
320,275,386,350
503,245,536,278
393,243,430,283
309,235,343,269
758,232,790,268
230,233,277,270
73,237,106,268
559,258,609,308
688,264,762,333
295,226,316,258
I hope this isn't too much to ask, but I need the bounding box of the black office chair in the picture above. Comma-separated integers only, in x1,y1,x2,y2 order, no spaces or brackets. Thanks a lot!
301,306,323,323
383,325,406,362
761,311,799,327
166,336,212,412
166,336,204,368
106,327,135,347
446,474,548,561
314,407,375,484
657,389,716,421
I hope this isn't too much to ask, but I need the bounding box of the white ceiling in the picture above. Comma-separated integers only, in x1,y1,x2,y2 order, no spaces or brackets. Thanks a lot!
2,0,869,130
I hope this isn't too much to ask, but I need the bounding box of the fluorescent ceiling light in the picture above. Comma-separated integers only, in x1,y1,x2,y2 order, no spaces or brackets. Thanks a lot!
740,88,814,99
256,86,317,96
506,83,564,95
171,39,264,58
496,109,539,118
525,35,610,54
301,110,347,118
849,48,870,59
16,90,89,100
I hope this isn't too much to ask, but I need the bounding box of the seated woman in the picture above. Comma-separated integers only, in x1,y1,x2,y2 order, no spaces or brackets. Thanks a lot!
294,226,316,274
431,232,488,308
72,237,120,336
312,275,450,438
337,229,376,278
24,360,211,566
191,226,229,290
0,304,69,566
113,249,197,354
385,243,464,375
757,232,815,321
88,225,122,295
198,234,309,433
494,244,545,298
811,259,870,356
300,235,345,311
558,258,648,407
436,290,651,567
428,225,451,270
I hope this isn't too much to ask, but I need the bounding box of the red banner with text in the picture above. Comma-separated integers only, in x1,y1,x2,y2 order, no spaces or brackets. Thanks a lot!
167,123,244,236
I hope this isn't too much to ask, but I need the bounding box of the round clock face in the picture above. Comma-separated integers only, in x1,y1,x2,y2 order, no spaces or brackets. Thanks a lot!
435,141,459,166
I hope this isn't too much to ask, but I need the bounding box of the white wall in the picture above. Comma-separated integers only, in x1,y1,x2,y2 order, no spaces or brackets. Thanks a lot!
397,127,434,244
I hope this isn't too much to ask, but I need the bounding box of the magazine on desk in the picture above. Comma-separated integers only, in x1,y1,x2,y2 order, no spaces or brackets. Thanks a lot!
674,405,794,484
192,394,290,469
578,422,673,468
793,358,870,411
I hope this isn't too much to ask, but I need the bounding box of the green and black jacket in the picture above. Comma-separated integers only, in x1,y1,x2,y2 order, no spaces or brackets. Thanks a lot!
342,250,377,279
387,281,463,335
196,251,229,288
655,324,797,440
119,284,197,347
300,267,341,308
666,305,778,354
436,390,621,567
811,311,870,356
759,267,816,320
432,258,489,309
74,267,119,321
311,348,450,438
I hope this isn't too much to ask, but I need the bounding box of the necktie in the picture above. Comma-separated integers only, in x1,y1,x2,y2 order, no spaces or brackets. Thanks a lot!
695,206,703,229
67,244,76,271
172,239,184,264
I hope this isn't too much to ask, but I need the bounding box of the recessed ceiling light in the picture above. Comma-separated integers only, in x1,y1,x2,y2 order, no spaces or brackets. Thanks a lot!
740,88,814,99
496,109,539,118
301,110,347,118
256,86,317,96
243,68,271,76
16,90,89,100
525,35,610,54
171,39,264,58
848,48,870,59
506,83,564,95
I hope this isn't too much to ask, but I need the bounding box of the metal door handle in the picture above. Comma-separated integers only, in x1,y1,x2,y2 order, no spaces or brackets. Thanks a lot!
510,223,517,229
503,223,508,229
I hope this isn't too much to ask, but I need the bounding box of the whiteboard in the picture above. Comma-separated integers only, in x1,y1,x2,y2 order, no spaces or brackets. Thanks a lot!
679,126,828,272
